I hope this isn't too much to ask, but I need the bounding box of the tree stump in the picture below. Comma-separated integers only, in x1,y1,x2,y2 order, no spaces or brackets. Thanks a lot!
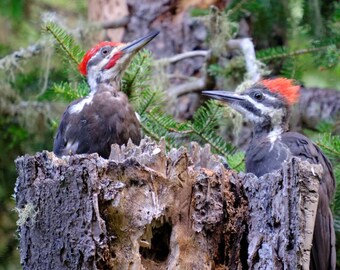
15,138,321,269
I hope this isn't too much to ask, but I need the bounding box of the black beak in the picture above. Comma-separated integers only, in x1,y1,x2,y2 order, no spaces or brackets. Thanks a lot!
202,90,245,103
121,31,160,53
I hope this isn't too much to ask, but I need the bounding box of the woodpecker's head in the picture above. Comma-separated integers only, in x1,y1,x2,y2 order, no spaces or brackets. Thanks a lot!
202,78,300,130
79,31,159,90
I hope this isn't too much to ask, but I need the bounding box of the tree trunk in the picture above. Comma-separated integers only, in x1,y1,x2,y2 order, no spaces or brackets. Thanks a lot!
15,138,321,269
88,0,128,41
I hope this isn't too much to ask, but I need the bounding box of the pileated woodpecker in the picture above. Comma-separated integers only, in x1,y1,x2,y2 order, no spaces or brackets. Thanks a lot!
53,31,159,158
202,78,336,270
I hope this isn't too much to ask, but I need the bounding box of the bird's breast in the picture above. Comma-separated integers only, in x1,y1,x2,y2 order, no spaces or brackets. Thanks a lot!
246,137,291,177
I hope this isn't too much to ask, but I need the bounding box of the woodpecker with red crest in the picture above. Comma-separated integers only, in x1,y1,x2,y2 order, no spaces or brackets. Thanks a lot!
53,31,159,158
203,78,336,270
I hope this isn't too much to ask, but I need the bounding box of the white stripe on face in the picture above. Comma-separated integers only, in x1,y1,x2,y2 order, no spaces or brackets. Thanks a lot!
232,103,262,123
262,93,277,102
242,95,283,121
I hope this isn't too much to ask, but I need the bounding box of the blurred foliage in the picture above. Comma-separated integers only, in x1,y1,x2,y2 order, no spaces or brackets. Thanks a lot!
0,0,86,268
0,0,339,268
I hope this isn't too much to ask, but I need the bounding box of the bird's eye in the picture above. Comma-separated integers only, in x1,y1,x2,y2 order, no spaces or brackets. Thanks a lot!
101,47,110,56
254,92,263,100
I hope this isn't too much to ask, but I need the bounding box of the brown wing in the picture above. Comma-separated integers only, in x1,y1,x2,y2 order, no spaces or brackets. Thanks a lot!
53,91,141,159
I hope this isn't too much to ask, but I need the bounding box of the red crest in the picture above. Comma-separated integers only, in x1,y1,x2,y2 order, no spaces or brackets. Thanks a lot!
261,78,300,105
78,41,122,76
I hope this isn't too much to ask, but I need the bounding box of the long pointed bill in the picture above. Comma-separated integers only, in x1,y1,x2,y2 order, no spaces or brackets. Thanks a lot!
104,31,159,70
121,31,159,54
202,90,245,103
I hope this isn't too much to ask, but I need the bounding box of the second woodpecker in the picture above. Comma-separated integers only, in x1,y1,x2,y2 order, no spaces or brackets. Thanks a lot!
53,31,159,158
203,78,335,270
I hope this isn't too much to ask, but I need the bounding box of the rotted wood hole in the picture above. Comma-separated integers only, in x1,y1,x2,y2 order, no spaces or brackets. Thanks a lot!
15,138,320,269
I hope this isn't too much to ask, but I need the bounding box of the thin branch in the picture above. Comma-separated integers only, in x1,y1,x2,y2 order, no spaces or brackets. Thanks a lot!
227,38,261,82
167,74,193,81
100,16,130,29
0,41,47,72
168,78,206,97
164,38,262,98
157,50,209,65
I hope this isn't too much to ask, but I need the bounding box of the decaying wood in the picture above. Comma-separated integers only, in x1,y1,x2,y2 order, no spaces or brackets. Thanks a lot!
243,158,321,269
15,138,321,269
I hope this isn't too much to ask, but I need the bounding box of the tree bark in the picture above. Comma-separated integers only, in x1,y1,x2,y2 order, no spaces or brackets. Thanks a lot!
15,138,322,269
88,0,128,41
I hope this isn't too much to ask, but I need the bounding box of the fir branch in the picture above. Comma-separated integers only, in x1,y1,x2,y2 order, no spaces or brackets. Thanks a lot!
198,101,221,134
148,109,190,134
124,53,147,97
146,105,234,157
234,158,245,169
227,0,251,16
226,152,245,171
139,116,173,150
193,129,232,157
258,45,334,61
316,141,340,157
139,91,156,116
139,121,162,141
39,81,89,101
44,22,84,66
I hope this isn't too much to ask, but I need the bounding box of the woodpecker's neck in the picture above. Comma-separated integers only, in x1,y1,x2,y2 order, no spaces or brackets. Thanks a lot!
252,110,290,140
87,65,124,94
88,76,121,95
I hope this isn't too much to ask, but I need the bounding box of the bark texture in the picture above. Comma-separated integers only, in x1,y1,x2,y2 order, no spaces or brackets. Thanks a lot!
243,159,321,270
15,138,321,269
